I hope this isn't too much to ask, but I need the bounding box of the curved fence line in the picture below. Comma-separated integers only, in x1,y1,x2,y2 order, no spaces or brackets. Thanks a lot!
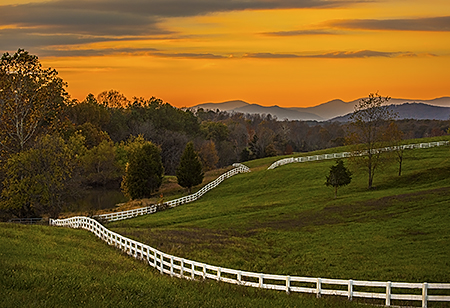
95,163,250,222
267,141,450,170
50,216,450,307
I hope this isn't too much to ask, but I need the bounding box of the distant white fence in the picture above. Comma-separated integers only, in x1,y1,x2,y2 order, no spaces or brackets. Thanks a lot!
95,163,250,222
267,141,449,170
50,216,450,308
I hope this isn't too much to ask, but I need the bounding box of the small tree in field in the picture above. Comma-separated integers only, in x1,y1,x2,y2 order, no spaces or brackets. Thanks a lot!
325,159,352,198
346,92,397,189
176,142,204,193
121,142,164,199
384,122,406,176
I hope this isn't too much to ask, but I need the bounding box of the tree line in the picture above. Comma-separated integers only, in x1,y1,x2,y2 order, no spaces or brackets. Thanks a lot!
0,49,448,219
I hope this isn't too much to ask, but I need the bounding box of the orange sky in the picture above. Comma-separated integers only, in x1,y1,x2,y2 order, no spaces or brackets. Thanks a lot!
2,0,449,107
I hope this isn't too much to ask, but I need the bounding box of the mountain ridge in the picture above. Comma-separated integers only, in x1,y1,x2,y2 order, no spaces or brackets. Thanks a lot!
191,96,450,121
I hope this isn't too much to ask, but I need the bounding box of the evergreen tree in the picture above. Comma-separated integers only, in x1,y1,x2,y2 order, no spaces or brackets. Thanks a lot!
325,159,352,198
176,142,204,193
121,142,164,199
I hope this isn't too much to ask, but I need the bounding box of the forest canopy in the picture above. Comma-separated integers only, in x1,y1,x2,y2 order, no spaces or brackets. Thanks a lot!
0,49,448,219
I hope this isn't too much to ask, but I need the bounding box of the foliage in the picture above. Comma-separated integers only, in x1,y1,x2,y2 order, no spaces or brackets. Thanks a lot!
198,140,219,171
97,89,129,109
67,93,110,129
346,93,397,189
75,122,112,148
176,142,204,193
0,134,83,217
325,159,352,198
82,140,122,186
111,141,450,283
200,121,229,142
121,142,164,199
0,49,68,161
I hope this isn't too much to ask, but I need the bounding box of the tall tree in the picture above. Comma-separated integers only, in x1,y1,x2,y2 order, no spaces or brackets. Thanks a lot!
346,93,397,189
176,142,204,193
97,90,129,109
121,142,164,199
0,49,68,160
199,140,219,171
325,159,352,198
82,140,122,186
1,134,83,217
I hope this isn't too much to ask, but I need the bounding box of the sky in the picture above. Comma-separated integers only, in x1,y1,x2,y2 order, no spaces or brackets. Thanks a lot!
1,0,449,108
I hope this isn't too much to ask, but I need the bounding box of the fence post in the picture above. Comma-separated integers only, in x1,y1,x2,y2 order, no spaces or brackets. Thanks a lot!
386,281,391,306
170,256,174,277
217,267,221,281
191,263,195,280
348,279,353,301
202,264,206,280
422,282,428,308
259,274,264,288
160,253,164,274
316,278,322,298
180,259,184,278
286,276,291,294
238,271,242,284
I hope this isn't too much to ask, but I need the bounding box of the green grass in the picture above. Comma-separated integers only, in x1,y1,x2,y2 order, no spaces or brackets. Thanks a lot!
0,223,362,308
2,136,450,307
109,137,450,285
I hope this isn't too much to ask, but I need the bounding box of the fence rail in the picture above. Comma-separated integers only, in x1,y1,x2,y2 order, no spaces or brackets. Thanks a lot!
267,140,450,170
50,216,450,307
95,163,250,222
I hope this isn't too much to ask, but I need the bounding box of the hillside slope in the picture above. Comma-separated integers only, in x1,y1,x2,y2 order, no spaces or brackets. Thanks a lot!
110,138,450,283
0,223,358,308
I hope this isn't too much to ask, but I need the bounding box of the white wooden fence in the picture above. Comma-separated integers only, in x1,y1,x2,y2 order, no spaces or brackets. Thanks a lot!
50,216,450,308
267,141,450,170
95,163,250,222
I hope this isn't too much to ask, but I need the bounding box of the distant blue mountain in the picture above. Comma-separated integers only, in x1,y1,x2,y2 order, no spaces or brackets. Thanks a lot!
329,102,450,122
192,97,450,121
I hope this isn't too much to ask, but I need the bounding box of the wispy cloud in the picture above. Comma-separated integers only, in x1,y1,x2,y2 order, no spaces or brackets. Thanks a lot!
0,0,366,56
151,52,228,59
327,16,450,32
243,50,422,59
262,29,340,36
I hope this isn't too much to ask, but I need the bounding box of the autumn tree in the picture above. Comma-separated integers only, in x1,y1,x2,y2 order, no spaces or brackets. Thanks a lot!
68,93,110,130
199,140,219,171
121,142,164,199
0,49,68,161
97,89,129,109
176,142,204,193
0,134,83,217
384,122,406,176
82,140,122,186
346,93,397,189
325,159,352,198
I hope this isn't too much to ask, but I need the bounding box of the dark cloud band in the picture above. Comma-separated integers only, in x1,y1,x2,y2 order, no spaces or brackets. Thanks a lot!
262,29,339,36
243,50,421,59
328,16,450,32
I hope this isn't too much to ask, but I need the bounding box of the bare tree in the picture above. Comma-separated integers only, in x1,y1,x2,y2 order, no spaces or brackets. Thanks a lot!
346,93,397,189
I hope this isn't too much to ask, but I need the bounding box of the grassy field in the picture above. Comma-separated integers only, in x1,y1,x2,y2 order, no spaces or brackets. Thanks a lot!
1,223,362,308
109,137,450,285
2,136,450,307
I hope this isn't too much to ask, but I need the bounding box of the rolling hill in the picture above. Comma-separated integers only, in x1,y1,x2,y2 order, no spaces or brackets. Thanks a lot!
192,97,450,121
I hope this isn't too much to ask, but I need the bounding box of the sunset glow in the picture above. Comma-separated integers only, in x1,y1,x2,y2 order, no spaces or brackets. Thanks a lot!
2,0,449,107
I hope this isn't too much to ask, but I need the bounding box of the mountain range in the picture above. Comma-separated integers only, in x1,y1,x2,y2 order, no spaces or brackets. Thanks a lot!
191,97,450,122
